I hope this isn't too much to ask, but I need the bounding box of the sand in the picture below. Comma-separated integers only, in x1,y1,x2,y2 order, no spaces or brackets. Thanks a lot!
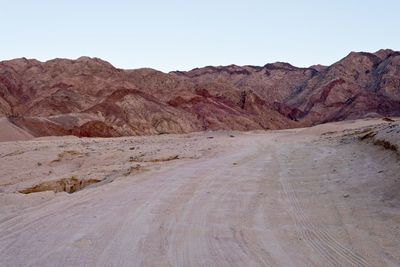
0,118,399,266
0,118,33,142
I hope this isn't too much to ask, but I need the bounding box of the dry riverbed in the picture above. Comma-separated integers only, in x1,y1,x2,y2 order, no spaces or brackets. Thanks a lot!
0,118,399,266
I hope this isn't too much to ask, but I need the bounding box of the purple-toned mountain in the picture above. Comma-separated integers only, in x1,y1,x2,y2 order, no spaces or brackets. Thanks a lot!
0,50,399,137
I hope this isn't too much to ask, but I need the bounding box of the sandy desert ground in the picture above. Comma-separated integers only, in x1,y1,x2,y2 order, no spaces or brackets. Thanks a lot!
0,118,400,266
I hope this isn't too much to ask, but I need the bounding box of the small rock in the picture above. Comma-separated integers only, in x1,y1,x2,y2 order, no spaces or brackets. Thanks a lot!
382,117,395,122
343,193,350,198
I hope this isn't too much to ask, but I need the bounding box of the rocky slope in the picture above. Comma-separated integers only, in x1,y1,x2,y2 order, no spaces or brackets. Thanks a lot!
1,49,400,137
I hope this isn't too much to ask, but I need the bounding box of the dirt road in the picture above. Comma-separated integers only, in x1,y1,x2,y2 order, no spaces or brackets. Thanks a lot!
0,120,399,266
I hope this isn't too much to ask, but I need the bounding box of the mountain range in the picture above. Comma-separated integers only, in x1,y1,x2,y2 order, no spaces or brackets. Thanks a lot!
1,49,399,137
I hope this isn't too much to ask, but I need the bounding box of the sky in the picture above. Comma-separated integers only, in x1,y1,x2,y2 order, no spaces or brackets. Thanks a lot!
1,0,399,72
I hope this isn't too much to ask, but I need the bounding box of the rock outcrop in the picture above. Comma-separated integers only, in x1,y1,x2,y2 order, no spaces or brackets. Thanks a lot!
1,49,400,137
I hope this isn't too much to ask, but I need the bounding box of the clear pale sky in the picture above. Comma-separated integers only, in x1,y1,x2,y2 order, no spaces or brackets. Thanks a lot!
1,0,399,72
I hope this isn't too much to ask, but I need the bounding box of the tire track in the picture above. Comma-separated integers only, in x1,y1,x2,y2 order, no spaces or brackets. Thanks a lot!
168,143,277,266
275,147,372,267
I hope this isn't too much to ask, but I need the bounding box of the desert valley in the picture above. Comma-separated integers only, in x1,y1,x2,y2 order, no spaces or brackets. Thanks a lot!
1,50,400,266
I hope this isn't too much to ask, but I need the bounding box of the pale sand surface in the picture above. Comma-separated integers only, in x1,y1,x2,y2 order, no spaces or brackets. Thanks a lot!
0,118,399,266
0,118,33,142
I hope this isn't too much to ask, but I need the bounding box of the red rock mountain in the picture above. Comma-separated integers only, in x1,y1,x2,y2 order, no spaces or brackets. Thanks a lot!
1,49,400,137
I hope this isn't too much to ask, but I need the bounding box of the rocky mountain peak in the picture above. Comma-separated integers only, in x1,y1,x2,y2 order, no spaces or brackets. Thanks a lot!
0,49,399,137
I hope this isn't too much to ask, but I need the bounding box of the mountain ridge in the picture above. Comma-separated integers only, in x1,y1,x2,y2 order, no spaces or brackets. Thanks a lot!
1,49,399,137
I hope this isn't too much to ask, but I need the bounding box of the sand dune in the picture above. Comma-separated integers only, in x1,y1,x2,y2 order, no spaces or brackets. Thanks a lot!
0,118,399,266
0,118,33,142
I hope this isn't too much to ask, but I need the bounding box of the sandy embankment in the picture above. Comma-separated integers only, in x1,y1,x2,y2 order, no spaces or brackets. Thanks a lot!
0,118,399,266
0,118,33,142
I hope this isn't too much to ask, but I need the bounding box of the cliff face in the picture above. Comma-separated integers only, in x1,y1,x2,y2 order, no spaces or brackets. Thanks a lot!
1,50,400,137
